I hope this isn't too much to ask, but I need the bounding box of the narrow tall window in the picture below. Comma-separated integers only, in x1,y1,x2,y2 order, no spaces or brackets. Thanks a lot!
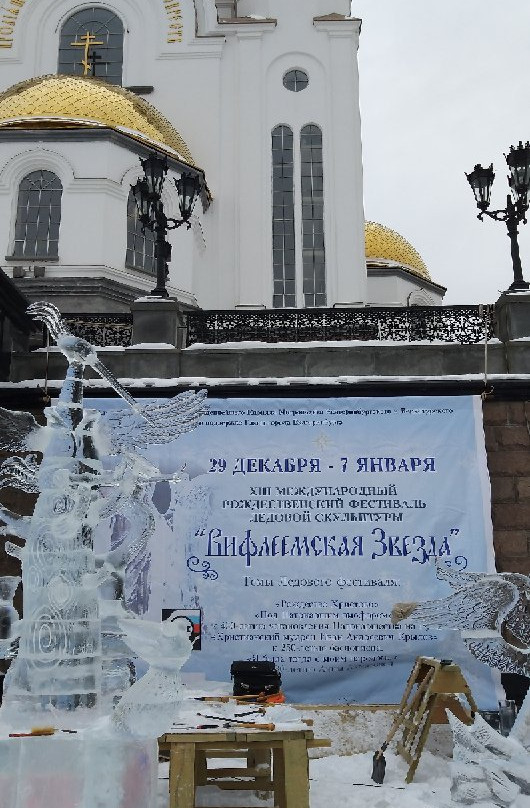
58,7,124,85
126,190,156,274
300,125,326,307
13,171,62,259
272,125,296,308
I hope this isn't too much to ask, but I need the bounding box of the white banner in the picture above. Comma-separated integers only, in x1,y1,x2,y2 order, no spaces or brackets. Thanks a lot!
94,395,497,707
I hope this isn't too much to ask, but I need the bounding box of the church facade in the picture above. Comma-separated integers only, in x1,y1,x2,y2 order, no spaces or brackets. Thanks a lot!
0,0,529,705
0,0,444,313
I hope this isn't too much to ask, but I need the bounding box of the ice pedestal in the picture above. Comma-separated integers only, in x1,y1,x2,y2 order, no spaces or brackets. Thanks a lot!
0,734,158,808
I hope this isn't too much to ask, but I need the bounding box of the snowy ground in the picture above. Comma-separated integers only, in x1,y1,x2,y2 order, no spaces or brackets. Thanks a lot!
155,699,455,808
157,750,452,808
153,695,530,808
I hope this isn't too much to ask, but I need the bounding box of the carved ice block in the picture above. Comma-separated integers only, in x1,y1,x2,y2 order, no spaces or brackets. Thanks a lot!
0,735,158,808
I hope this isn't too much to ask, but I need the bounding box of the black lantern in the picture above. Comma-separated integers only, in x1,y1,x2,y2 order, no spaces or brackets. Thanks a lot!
132,152,204,297
140,153,168,198
466,144,530,292
131,178,152,227
465,164,495,213
175,172,201,224
505,141,530,208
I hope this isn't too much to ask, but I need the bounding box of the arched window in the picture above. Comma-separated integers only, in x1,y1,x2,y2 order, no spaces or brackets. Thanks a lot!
58,7,124,85
12,170,62,259
126,190,156,274
300,125,326,307
272,125,296,308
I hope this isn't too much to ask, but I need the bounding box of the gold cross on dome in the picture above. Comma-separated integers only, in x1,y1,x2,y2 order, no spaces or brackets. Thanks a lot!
70,31,104,76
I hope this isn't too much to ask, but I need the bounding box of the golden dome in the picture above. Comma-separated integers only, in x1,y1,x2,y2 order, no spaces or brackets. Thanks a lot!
0,74,195,165
365,221,430,280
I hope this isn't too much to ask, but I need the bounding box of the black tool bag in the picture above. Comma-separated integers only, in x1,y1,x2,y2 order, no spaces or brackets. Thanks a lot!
230,660,282,697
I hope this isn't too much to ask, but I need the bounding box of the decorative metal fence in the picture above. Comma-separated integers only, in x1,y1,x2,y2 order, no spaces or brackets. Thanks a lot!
63,313,133,347
48,306,494,348
186,305,495,346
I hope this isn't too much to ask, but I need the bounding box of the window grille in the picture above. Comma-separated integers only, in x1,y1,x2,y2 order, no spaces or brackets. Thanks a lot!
283,70,309,92
12,170,62,259
300,125,326,307
126,190,156,274
272,125,296,308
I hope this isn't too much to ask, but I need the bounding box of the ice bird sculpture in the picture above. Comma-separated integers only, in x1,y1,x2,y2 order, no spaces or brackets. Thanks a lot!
393,563,530,677
27,301,139,407
0,301,207,723
393,563,530,756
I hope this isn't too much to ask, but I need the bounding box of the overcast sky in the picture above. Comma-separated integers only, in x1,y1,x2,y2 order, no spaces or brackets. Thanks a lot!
352,0,530,304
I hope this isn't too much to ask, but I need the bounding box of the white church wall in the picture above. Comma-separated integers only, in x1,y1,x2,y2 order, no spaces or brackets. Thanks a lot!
237,0,352,18
215,0,366,309
0,0,368,311
0,137,201,305
367,269,444,307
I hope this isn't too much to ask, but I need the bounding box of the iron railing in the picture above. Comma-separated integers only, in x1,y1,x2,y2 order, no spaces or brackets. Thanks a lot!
38,306,494,348
186,305,495,346
63,313,133,347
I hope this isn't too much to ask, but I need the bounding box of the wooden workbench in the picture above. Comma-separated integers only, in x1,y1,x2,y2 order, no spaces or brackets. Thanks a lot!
159,727,323,808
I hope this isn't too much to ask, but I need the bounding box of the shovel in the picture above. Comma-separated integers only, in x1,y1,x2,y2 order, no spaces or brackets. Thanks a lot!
371,666,435,784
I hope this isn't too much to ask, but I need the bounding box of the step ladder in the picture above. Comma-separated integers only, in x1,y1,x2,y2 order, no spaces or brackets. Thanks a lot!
393,656,478,782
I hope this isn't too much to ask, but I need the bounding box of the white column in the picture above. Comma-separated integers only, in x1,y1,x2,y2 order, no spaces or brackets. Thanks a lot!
234,29,268,307
318,20,366,307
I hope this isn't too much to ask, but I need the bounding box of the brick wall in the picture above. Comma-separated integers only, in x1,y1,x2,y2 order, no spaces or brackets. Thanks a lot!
483,400,530,574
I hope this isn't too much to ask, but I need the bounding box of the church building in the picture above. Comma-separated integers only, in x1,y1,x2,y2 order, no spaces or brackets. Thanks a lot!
0,0,529,711
0,0,445,315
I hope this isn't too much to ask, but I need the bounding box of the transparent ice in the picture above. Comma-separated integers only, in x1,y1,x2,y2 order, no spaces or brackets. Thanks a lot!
0,302,207,807
393,562,530,805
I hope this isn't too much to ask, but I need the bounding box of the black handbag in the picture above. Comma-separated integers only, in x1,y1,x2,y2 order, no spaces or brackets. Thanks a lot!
230,660,282,697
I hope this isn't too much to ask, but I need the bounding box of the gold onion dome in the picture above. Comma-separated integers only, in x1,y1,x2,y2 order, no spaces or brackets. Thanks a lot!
364,221,430,280
0,74,195,165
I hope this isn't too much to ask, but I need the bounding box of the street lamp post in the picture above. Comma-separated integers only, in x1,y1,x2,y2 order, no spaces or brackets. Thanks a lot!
131,153,202,298
466,141,530,292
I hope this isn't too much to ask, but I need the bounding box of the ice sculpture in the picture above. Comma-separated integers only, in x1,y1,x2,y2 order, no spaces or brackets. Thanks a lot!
392,563,530,806
448,712,530,807
112,614,192,737
0,576,19,659
392,564,530,679
0,302,207,806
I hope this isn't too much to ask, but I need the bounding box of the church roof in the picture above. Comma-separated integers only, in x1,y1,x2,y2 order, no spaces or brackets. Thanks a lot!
364,221,431,280
0,75,196,165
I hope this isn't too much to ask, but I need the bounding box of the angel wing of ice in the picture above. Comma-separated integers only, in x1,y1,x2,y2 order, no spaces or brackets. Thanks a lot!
0,455,40,493
98,389,208,453
465,636,530,676
435,562,487,589
448,712,530,807
409,577,519,633
0,407,43,451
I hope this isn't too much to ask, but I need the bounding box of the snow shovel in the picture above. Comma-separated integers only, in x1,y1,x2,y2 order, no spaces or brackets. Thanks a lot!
371,711,406,784
371,664,436,784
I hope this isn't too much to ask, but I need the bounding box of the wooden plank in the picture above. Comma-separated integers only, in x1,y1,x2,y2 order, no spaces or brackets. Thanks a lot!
169,743,195,808
163,731,236,743
281,738,310,808
210,779,274,790
273,746,286,808
202,767,266,778
306,739,331,748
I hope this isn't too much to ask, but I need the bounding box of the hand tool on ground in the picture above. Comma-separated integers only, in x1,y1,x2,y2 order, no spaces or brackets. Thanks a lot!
197,713,275,730
223,721,275,730
198,709,265,721
9,726,78,737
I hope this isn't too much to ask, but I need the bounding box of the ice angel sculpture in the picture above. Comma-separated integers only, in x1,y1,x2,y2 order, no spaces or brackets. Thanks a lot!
393,563,530,679
0,302,207,725
392,562,530,806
